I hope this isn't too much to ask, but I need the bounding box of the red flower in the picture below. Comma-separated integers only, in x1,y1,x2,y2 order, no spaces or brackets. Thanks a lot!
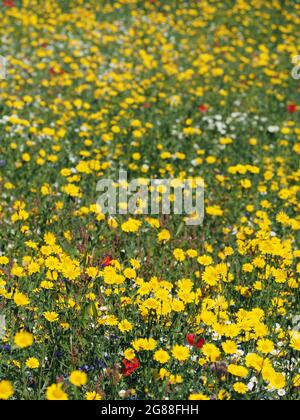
198,104,209,113
186,333,196,346
186,334,205,349
195,338,205,349
49,68,56,76
3,0,15,7
102,256,112,267
288,104,297,113
122,358,139,377
48,67,64,77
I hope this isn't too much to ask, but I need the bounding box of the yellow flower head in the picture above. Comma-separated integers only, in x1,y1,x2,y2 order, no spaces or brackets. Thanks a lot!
69,370,88,387
14,331,34,349
46,384,68,401
0,381,14,400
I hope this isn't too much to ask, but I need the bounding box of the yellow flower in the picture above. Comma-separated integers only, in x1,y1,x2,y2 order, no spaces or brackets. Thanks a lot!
118,320,133,333
242,263,253,273
154,349,170,364
14,331,34,349
197,255,213,266
245,353,265,372
44,232,56,245
202,266,220,286
202,343,221,362
124,348,136,361
173,249,185,262
26,358,40,369
62,183,82,198
240,179,252,189
172,299,185,312
169,374,183,384
145,338,158,351
13,291,30,307
233,382,248,394
69,370,88,387
145,217,160,228
157,229,171,242
187,249,198,258
43,312,59,323
121,218,142,233
293,374,300,387
218,390,231,400
0,380,14,400
102,266,125,285
222,340,238,355
12,360,21,369
171,345,190,362
86,267,99,279
0,256,9,265
188,393,210,400
268,372,286,390
130,259,141,269
290,331,300,351
124,268,136,279
85,391,102,400
40,281,54,290
206,205,223,216
22,153,31,162
227,365,249,378
46,384,68,400
256,339,274,354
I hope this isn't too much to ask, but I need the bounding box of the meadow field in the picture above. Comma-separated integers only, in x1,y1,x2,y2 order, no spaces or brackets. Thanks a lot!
0,0,300,401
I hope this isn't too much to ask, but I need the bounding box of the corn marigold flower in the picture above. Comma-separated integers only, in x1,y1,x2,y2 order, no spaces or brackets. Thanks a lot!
124,348,136,361
0,380,14,400
233,382,248,394
85,391,102,400
46,384,68,401
121,218,142,233
69,370,88,387
202,343,221,362
157,229,171,242
256,339,274,354
153,349,170,364
222,340,238,355
13,291,30,307
43,312,59,323
171,345,190,362
118,320,133,333
26,358,40,369
188,393,210,400
14,331,34,349
228,365,249,379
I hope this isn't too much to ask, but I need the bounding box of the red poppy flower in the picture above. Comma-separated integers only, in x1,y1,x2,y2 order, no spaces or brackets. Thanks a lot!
122,358,139,377
288,104,297,113
3,0,15,7
186,334,205,348
195,337,205,349
186,333,196,346
102,256,112,267
198,104,209,113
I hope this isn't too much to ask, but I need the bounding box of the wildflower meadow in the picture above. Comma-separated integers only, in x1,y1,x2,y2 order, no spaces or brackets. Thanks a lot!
0,0,300,402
